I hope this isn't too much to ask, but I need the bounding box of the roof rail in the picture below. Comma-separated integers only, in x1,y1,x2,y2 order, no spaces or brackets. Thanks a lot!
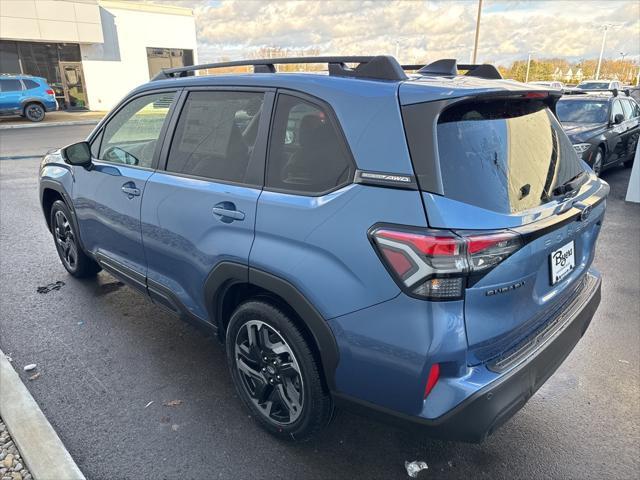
402,59,503,80
152,55,408,82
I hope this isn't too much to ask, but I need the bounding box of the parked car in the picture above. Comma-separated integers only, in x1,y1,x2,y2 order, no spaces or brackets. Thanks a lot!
39,56,607,442
556,92,639,175
576,79,622,91
628,85,640,103
529,80,565,91
0,74,58,122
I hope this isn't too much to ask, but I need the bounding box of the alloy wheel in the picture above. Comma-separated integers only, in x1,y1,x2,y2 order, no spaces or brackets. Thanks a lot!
593,151,603,177
234,320,304,425
25,104,44,122
54,210,78,270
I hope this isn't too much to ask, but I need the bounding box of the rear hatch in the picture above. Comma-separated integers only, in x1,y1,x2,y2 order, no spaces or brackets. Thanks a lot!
400,87,609,365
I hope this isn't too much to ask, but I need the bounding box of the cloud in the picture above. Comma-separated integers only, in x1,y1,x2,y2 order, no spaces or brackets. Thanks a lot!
151,0,640,65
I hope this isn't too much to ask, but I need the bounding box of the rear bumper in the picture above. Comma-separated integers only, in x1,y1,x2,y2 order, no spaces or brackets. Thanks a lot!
335,271,601,442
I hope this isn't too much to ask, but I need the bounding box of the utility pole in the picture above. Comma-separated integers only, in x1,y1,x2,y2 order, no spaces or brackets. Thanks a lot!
525,53,533,83
595,24,619,80
472,0,483,64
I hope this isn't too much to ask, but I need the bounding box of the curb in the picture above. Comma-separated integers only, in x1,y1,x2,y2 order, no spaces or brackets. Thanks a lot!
0,350,86,480
0,155,43,160
0,120,100,130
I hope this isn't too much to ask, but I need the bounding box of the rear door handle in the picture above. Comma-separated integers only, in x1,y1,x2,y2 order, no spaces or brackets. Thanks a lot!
212,202,245,222
121,182,140,197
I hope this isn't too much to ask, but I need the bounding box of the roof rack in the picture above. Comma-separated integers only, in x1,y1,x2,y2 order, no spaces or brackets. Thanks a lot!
152,55,408,82
402,59,502,80
564,88,629,97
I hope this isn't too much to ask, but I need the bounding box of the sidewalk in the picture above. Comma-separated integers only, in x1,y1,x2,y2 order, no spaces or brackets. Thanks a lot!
0,351,85,480
0,111,106,130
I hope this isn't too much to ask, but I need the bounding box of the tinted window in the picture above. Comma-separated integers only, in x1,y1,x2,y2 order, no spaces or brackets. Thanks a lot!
166,91,264,184
266,94,353,195
556,100,609,123
611,100,624,121
22,79,39,89
577,82,609,90
0,79,23,92
620,99,633,119
435,99,583,214
99,92,175,168
630,99,640,117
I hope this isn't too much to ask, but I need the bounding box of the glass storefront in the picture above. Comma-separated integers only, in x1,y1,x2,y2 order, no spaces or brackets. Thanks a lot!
0,40,88,109
147,47,194,79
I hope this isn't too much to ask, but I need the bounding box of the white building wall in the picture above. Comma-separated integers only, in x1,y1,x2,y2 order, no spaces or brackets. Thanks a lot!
0,0,103,43
80,1,197,110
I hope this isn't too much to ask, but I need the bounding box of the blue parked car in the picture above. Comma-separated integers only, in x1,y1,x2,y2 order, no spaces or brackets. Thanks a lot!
38,56,607,442
0,74,58,122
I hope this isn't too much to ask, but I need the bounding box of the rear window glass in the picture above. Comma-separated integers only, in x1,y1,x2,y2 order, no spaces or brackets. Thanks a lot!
436,99,583,214
266,94,353,195
22,79,39,89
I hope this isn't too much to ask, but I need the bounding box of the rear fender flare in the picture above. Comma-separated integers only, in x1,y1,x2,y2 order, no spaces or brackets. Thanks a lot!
204,261,339,391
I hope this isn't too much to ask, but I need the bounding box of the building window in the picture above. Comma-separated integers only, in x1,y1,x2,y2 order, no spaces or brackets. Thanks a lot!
147,48,194,79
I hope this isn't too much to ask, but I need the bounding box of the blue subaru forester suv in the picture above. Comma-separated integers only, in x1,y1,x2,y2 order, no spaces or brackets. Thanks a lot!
0,74,58,122
39,56,607,442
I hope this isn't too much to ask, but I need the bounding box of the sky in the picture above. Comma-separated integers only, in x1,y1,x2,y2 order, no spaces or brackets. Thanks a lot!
152,0,639,66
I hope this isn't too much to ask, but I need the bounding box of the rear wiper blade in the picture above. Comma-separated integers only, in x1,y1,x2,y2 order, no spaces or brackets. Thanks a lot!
551,171,589,197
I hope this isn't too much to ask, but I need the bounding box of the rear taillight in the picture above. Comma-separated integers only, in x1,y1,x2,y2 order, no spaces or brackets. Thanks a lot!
45,89,55,95
370,226,523,300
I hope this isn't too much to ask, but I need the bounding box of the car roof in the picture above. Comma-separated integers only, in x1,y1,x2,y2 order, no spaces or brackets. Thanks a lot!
0,74,45,81
137,71,556,107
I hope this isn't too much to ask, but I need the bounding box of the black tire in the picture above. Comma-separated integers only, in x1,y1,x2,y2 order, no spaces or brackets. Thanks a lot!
24,102,45,122
592,147,604,177
50,200,100,278
226,300,333,442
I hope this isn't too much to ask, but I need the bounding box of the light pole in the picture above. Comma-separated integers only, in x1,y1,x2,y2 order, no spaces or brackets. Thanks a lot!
472,0,483,64
525,52,534,83
595,24,619,80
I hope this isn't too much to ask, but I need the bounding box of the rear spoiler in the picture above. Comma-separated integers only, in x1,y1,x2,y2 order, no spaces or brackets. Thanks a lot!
402,59,502,80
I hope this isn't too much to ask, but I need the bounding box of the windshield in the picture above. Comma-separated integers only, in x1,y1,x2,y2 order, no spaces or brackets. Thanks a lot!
434,99,583,214
556,100,608,123
577,82,609,90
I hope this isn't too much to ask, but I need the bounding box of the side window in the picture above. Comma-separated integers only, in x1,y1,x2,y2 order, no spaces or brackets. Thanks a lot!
166,91,265,184
266,94,354,195
631,99,640,118
611,100,624,121
98,92,175,168
22,79,39,90
0,79,23,92
620,99,633,120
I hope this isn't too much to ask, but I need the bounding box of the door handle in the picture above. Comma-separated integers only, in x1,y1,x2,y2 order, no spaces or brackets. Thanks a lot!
212,202,245,222
121,183,140,198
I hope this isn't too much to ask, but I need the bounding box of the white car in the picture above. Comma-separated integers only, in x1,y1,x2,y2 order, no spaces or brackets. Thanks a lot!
576,80,622,91
529,81,565,90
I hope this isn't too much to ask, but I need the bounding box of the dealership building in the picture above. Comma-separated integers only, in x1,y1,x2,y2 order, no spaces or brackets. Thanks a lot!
0,0,197,110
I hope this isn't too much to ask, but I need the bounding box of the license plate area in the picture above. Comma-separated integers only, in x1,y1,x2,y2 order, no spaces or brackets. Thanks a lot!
550,240,575,285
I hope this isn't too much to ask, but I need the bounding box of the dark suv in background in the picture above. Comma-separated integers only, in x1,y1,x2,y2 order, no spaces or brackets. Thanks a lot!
556,91,639,175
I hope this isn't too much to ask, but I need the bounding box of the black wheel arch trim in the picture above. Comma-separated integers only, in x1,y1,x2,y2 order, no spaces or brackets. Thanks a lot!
204,261,339,391
39,179,88,253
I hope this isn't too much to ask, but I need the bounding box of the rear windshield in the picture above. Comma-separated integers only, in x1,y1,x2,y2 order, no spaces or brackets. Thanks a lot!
577,82,609,90
430,99,583,214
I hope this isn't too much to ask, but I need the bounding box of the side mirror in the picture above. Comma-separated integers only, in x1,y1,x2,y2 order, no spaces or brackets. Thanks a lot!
61,141,92,167
613,113,625,125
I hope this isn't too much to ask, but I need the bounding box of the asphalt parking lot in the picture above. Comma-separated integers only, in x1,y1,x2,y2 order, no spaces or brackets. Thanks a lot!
0,126,638,479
